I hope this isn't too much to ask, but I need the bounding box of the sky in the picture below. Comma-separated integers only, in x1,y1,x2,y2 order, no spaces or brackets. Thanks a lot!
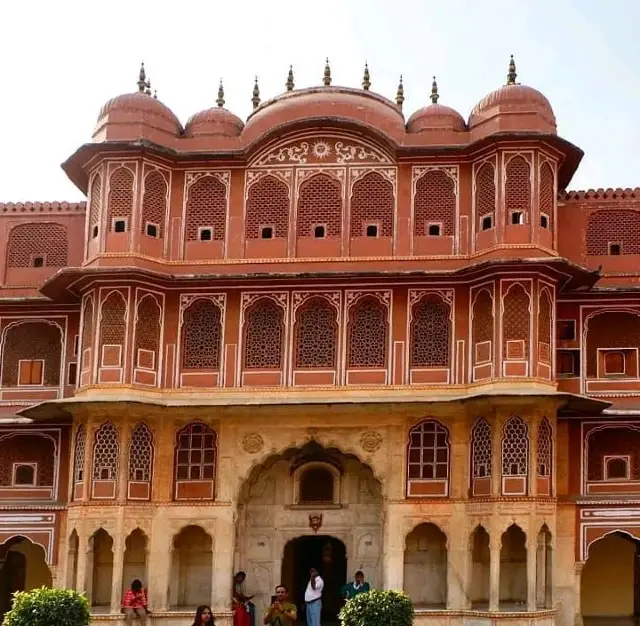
0,0,639,202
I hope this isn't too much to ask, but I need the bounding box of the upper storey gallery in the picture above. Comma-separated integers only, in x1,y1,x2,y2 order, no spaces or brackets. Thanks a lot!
58,57,574,268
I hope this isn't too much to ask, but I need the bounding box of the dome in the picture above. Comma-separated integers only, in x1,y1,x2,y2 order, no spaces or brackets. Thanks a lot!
468,57,556,135
241,86,406,145
406,79,465,134
185,84,244,138
96,91,183,135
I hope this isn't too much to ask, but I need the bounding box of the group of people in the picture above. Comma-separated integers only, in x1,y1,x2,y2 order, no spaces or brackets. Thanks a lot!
120,568,371,626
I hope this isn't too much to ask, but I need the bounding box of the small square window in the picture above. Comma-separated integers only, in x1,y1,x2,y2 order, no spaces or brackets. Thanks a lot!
261,226,273,239
199,228,213,241
114,219,127,233
605,456,629,480
146,223,158,238
557,320,576,341
511,212,524,225
314,225,326,238
68,362,78,386
428,224,441,236
481,215,493,231
366,224,378,237
32,256,44,268
609,243,621,256
13,464,36,486
92,225,99,239
540,214,549,228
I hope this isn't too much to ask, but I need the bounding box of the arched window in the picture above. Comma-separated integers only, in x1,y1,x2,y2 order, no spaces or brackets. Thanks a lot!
299,466,334,503
134,295,161,372
294,298,338,368
128,423,153,482
410,294,451,367
175,423,217,482
181,299,223,370
471,418,492,479
347,296,388,368
502,284,530,361
407,420,450,497
73,425,86,483
92,422,119,481
502,416,528,477
243,299,284,370
537,418,552,477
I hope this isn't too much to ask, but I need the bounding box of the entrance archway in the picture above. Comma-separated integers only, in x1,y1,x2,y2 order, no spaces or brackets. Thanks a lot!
235,442,383,621
0,537,52,619
582,532,640,621
282,535,347,623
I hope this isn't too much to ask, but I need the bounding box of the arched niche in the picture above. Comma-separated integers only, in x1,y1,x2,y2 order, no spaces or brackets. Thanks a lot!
292,461,341,506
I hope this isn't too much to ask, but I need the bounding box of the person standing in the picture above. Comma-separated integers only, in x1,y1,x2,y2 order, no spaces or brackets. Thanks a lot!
233,571,253,626
263,585,297,626
341,571,370,601
304,567,324,626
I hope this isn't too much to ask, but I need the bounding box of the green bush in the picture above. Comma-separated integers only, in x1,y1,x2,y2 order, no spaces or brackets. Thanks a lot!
2,587,90,626
339,589,414,626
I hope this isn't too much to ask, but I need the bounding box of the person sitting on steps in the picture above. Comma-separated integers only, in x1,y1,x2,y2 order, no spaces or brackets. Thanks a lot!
121,578,150,625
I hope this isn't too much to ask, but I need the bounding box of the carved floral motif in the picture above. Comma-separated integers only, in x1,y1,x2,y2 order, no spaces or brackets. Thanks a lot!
242,433,265,454
360,431,383,453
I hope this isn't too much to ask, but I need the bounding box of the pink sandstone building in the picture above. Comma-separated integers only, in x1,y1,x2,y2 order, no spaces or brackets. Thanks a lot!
0,56,636,626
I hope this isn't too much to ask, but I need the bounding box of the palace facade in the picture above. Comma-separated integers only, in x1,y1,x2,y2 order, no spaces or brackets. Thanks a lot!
0,56,637,626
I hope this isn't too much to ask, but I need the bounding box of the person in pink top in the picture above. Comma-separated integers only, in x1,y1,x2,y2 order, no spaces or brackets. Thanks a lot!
121,579,149,625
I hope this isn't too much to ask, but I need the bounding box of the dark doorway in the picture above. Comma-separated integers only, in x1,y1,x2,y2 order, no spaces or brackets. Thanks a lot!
282,535,347,624
0,547,26,619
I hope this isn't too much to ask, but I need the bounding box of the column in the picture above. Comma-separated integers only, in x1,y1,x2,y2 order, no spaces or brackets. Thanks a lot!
212,515,236,613
382,505,404,591
527,535,537,611
446,543,469,609
110,517,125,613
489,534,500,611
574,562,585,626
536,539,545,608
147,519,171,611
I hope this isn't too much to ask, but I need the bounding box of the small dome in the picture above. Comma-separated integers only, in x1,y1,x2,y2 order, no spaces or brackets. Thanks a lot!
96,92,183,135
406,79,465,134
185,107,244,138
468,56,556,135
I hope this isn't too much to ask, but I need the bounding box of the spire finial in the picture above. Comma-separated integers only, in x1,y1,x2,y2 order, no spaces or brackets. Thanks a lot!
153,90,157,100
286,65,295,91
137,62,150,93
396,75,405,109
252,76,261,109
323,58,332,86
507,54,517,85
145,79,152,96
217,79,225,108
362,62,371,91
430,76,439,104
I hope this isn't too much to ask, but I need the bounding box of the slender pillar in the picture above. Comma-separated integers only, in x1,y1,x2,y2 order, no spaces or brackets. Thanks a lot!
489,535,500,611
110,532,125,613
382,505,404,591
574,562,585,626
212,516,236,613
527,537,537,611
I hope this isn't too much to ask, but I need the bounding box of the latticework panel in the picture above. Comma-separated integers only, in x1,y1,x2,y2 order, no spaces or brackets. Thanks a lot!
475,163,496,226
128,422,153,482
185,176,227,241
175,422,217,481
502,284,530,359
410,295,451,367
135,296,161,362
504,156,532,221
537,418,552,477
243,299,284,369
92,422,119,480
472,289,494,363
1,322,61,386
246,176,290,239
587,427,640,481
539,162,555,229
347,297,388,368
7,223,68,268
89,174,102,228
74,426,86,482
407,420,450,480
107,167,134,228
586,312,640,376
538,290,552,362
502,416,529,476
586,210,640,255
296,174,343,237
472,418,492,478
141,171,167,236
81,298,94,372
0,435,55,486
294,298,338,368
181,299,222,369
413,170,455,236
349,172,394,237
98,292,126,359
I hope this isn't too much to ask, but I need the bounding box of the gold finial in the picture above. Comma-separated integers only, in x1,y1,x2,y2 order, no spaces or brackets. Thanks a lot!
137,62,150,93
323,58,331,86
252,76,260,109
507,54,517,85
430,76,439,104
396,75,404,109
286,65,295,91
217,79,225,107
362,62,371,91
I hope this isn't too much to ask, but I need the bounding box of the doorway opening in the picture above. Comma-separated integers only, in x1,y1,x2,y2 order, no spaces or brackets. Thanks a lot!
282,535,347,624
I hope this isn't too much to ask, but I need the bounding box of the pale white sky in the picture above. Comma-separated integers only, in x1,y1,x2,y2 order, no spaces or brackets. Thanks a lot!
0,0,638,202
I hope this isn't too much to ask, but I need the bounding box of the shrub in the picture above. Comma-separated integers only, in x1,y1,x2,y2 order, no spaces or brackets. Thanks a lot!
3,587,90,626
339,589,414,626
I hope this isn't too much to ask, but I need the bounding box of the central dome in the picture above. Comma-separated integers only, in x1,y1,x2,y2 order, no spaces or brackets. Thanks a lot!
406,78,465,138
185,83,244,138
